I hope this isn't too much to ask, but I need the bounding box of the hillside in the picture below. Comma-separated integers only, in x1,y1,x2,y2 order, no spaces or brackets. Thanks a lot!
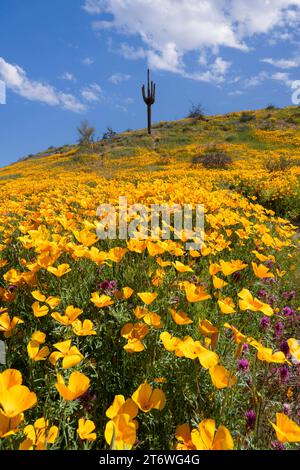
0,106,299,450
1,106,300,221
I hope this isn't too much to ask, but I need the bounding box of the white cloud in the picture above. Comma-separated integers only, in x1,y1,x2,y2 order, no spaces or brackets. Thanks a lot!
83,0,300,79
0,57,86,112
60,72,76,81
185,57,231,83
81,83,103,102
271,71,293,87
83,57,94,65
83,0,103,13
244,71,269,88
148,43,183,73
261,57,300,69
228,90,244,96
119,44,147,60
243,70,293,89
109,72,131,84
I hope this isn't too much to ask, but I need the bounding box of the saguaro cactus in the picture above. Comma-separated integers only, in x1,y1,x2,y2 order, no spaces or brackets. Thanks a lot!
142,69,156,135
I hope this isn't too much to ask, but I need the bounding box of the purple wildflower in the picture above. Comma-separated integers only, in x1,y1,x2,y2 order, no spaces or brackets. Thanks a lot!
279,366,290,383
260,316,270,329
238,359,249,371
283,403,292,416
282,306,295,316
279,340,290,356
245,410,256,430
258,289,267,299
274,321,284,338
272,441,285,451
283,290,296,300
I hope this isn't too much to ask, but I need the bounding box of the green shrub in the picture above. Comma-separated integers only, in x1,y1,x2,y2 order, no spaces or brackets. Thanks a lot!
264,155,292,172
265,104,278,111
239,112,255,123
192,147,233,169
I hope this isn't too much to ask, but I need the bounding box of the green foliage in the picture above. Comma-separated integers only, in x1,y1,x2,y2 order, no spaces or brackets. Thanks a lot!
192,147,233,169
264,155,292,172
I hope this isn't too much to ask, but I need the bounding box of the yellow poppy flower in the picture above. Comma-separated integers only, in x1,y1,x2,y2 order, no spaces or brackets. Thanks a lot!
77,419,97,441
238,288,273,316
287,338,300,363
160,331,181,352
256,346,286,364
0,312,23,338
72,319,96,336
105,413,137,450
191,419,234,450
212,276,228,289
220,260,248,276
19,417,59,450
172,261,194,273
0,412,23,438
252,262,274,279
0,369,22,392
47,264,71,277
199,320,218,350
55,371,90,401
31,291,60,309
170,308,193,325
107,247,127,263
175,424,196,450
106,395,138,420
73,229,98,247
209,365,237,389
91,293,114,308
270,413,300,443
27,331,49,361
132,382,166,412
51,305,83,326
137,292,158,305
0,385,37,418
184,281,211,303
32,302,49,318
49,340,83,369
121,323,149,352
218,297,236,314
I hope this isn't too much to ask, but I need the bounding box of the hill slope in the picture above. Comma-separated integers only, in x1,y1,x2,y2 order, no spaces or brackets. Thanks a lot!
1,105,300,220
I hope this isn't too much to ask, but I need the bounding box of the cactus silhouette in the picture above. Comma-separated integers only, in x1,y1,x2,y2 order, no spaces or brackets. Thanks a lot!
142,69,156,135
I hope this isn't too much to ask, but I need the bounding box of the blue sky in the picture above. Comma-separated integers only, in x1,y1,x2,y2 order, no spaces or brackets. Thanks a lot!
1,0,300,166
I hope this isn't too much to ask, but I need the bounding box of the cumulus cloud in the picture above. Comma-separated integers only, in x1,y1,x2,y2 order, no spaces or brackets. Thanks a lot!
109,72,131,84
261,57,300,69
271,71,293,87
83,0,300,81
185,57,231,83
81,83,103,102
60,72,76,81
0,57,86,112
119,44,147,60
243,70,293,89
82,57,94,65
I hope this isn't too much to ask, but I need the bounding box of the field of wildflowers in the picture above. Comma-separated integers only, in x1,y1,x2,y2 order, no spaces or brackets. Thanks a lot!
0,106,299,450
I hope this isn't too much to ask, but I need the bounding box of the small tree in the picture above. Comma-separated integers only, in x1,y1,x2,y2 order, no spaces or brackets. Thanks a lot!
77,120,95,149
102,127,117,141
188,103,205,119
